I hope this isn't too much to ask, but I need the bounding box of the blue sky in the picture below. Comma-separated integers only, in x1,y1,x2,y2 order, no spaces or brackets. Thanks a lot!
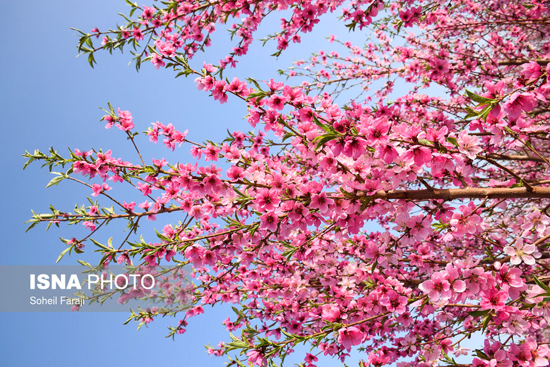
0,1,365,366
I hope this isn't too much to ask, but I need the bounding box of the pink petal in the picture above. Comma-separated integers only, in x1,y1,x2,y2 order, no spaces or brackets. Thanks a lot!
453,280,466,293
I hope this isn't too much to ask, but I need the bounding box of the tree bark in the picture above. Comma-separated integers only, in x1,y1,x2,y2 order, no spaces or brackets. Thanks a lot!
354,186,550,201
498,59,549,65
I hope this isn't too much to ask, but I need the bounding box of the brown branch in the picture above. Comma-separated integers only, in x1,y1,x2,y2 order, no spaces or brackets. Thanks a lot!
533,233,550,247
481,157,534,191
486,153,546,162
346,186,550,201
532,108,550,116
498,59,549,66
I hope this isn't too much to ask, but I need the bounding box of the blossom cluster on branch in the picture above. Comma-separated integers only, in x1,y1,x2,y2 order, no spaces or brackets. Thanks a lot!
25,0,550,366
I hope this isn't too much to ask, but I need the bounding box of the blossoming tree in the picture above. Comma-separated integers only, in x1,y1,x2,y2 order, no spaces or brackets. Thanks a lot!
24,0,550,365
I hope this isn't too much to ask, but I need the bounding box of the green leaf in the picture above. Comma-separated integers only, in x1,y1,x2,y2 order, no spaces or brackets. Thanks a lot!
478,104,493,121
475,349,490,360
25,220,39,232
468,309,490,317
464,106,480,120
56,246,72,263
446,137,459,147
314,134,339,149
282,132,294,142
465,89,495,105
246,92,267,101
463,103,493,122
90,238,110,251
77,260,93,268
533,275,550,292
312,115,333,133
360,198,371,212
46,172,65,188
155,229,170,241
88,52,96,68
370,258,378,273
234,188,248,198
246,78,263,91
481,314,492,333
107,102,115,115
417,139,432,146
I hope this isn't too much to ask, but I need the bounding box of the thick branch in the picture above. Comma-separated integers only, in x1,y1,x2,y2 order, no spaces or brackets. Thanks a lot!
487,153,546,162
498,59,549,66
532,108,550,116
352,186,550,201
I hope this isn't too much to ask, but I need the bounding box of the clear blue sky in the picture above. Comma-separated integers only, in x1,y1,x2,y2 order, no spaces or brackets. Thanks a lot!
0,1,364,366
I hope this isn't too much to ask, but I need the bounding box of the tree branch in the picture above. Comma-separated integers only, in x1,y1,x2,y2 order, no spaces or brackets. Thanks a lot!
498,59,549,65
347,186,550,201
487,153,546,162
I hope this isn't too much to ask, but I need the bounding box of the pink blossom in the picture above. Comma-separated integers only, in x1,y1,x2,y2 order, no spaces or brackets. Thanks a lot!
479,289,508,311
407,215,432,240
151,53,165,69
255,188,281,211
321,304,340,322
430,58,450,79
26,2,550,365
463,267,485,294
503,238,541,266
403,146,431,167
224,77,249,96
338,327,364,351
444,265,466,293
400,334,417,353
91,183,111,197
521,61,542,82
504,92,538,120
365,118,389,145
481,340,512,367
211,81,228,104
266,94,287,110
419,272,452,302
521,209,549,234
117,109,134,131
247,350,266,366
141,6,155,19
508,342,533,367
449,202,482,236
203,143,221,161
310,192,334,214
457,130,482,160
133,28,144,41
342,137,368,159
379,290,408,314
525,337,550,366
260,212,279,232
227,166,245,181
377,144,398,164
83,221,96,231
